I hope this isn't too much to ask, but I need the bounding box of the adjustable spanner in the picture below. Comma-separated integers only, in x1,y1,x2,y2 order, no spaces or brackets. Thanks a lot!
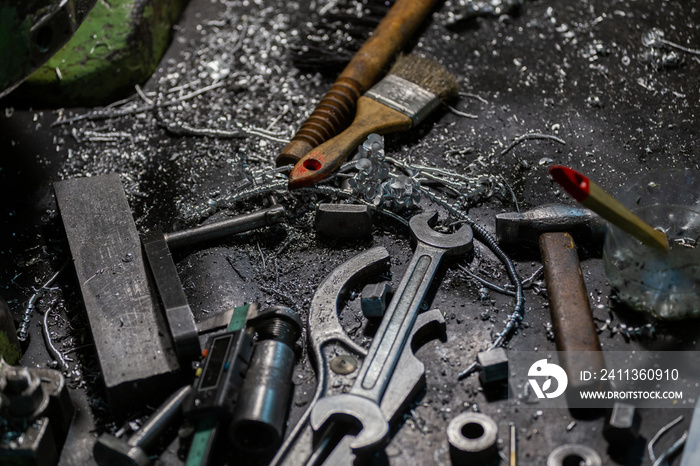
273,212,473,465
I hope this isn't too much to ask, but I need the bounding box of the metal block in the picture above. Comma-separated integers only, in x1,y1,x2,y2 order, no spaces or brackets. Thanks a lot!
361,282,393,318
315,203,373,239
54,174,180,410
477,348,509,386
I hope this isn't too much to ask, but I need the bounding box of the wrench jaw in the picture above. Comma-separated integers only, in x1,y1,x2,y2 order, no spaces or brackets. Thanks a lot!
310,394,390,453
276,310,447,466
409,212,474,255
270,247,391,466
381,309,446,426
308,247,391,359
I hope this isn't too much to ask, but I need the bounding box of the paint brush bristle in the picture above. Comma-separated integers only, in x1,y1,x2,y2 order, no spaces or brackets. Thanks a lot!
389,54,460,101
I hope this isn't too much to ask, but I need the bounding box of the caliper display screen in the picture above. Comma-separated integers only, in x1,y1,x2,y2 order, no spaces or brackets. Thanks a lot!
201,335,232,390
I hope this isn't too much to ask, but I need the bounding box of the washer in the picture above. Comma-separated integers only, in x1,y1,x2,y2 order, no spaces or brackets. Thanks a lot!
547,444,603,466
447,412,499,465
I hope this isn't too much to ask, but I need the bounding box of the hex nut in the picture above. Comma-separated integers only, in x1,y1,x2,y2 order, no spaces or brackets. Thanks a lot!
603,402,641,448
447,412,498,465
361,282,393,318
477,348,509,386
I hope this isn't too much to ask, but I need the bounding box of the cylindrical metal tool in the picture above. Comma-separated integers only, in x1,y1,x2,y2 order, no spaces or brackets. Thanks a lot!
447,412,499,465
0,296,21,364
94,385,191,466
229,306,302,454
539,232,606,400
164,204,286,249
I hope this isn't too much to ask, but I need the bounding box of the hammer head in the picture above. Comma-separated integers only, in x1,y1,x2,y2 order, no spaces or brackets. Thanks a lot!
93,434,150,466
496,204,606,248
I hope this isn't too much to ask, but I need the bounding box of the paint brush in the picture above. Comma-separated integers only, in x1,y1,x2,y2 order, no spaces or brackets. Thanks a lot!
287,54,459,189
549,165,669,250
276,0,441,167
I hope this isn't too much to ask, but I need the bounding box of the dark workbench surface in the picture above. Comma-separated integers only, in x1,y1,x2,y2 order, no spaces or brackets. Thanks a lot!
2,0,699,465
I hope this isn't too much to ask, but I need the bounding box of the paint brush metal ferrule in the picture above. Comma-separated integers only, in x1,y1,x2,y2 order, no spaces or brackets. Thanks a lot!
364,74,441,126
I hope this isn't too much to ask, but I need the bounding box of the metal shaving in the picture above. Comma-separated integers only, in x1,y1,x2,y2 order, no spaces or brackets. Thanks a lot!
445,0,524,28
641,28,700,70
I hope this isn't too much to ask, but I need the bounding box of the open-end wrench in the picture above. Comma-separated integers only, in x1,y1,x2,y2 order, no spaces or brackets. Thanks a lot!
272,245,448,466
271,246,390,466
309,212,473,463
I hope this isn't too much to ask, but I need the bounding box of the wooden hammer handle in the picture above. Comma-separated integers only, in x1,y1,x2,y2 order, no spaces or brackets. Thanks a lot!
275,0,440,167
540,232,606,393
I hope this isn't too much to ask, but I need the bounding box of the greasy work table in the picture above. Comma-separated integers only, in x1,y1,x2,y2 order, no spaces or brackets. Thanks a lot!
1,0,699,465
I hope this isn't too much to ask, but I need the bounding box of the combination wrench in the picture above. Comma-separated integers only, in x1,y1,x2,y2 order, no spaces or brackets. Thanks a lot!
308,211,473,463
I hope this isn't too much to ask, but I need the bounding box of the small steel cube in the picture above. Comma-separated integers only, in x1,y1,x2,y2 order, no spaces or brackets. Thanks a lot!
315,204,373,239
477,348,509,386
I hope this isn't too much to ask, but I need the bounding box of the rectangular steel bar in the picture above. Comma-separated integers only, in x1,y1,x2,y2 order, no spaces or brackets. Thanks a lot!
54,174,180,409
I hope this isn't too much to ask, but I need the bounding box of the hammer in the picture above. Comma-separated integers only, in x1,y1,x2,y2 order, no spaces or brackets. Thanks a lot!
496,205,607,406
93,385,191,466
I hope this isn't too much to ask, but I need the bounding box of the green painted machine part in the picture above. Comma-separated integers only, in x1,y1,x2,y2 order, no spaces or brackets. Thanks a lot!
0,297,21,365
0,0,96,99
18,0,188,105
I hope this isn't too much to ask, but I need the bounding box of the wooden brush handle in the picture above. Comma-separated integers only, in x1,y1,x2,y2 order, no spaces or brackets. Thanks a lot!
287,97,412,189
276,0,440,167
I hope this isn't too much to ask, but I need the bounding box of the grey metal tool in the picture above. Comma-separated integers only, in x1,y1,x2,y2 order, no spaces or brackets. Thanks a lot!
142,204,286,367
546,444,602,466
54,174,180,409
229,306,303,455
495,204,606,249
496,204,606,407
309,212,472,462
93,385,191,466
271,246,447,465
163,205,286,249
446,412,499,465
0,361,75,466
314,309,447,466
271,246,391,466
